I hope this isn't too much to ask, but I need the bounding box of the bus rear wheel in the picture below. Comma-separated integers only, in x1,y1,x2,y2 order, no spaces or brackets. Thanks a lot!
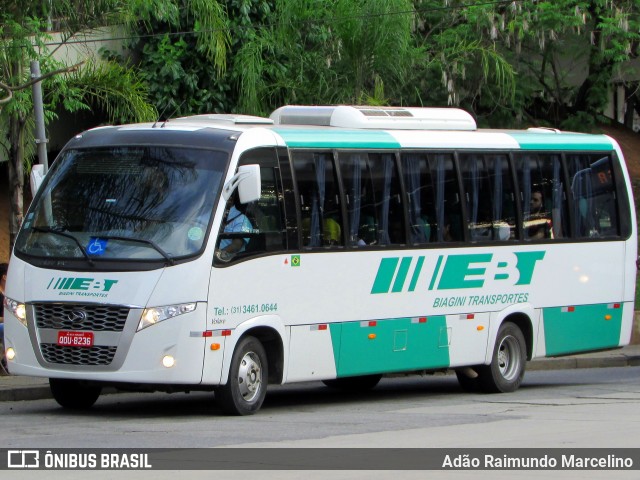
478,322,526,393
216,336,268,415
322,374,382,392
49,378,102,410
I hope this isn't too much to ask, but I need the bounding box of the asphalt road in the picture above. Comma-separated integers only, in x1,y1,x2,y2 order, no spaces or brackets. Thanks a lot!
3,366,639,480
2,366,639,450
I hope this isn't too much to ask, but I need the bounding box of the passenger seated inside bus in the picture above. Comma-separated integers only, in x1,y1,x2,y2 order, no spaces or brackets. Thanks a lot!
357,215,377,245
439,209,463,242
527,190,552,239
323,217,342,245
216,195,253,261
408,215,431,244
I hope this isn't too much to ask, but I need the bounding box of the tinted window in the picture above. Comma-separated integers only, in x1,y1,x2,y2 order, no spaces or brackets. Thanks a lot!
566,154,619,238
292,152,344,247
338,152,405,246
17,147,227,262
514,153,569,240
401,152,462,243
459,153,516,241
215,148,286,265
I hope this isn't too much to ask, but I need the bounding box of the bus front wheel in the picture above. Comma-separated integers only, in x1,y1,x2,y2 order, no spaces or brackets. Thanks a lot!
478,322,526,393
216,336,268,415
49,378,102,410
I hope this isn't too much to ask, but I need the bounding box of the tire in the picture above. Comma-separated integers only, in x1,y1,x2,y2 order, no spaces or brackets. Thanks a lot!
322,374,382,392
216,336,268,415
49,378,102,410
478,322,527,393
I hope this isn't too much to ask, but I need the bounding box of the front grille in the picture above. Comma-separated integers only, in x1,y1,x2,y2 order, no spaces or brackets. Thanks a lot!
40,343,117,365
34,304,129,332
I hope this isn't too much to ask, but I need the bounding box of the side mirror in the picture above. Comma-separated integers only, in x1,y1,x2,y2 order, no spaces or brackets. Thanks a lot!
30,164,45,196
222,164,261,203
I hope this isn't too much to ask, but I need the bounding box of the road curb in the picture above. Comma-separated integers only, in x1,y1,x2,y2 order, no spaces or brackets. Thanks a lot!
528,353,640,371
0,384,52,402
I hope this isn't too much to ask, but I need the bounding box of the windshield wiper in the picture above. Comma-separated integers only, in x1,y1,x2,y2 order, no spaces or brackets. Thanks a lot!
90,235,175,265
31,226,95,267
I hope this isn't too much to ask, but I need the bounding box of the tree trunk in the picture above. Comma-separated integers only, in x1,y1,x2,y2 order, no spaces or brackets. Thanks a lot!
572,5,614,123
624,85,637,129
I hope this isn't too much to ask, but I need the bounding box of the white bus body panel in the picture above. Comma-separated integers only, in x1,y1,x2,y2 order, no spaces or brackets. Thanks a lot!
4,257,211,384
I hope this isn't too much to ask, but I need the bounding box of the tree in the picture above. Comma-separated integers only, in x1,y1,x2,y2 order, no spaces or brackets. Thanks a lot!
480,0,640,129
0,0,230,248
131,0,518,118
128,1,637,130
126,0,245,118
408,0,517,121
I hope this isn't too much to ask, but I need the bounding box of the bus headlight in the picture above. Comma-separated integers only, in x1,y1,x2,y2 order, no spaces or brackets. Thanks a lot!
137,303,197,331
4,297,27,326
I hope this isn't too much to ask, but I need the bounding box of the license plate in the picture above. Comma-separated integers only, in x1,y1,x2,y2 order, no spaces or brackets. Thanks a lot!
57,331,94,348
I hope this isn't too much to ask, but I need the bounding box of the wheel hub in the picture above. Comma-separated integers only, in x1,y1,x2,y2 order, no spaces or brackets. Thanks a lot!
497,334,521,381
237,352,262,402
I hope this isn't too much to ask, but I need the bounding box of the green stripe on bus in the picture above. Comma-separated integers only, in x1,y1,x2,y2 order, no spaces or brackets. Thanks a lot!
508,133,613,151
391,257,413,293
543,303,623,356
428,255,444,290
329,316,450,377
273,128,401,149
408,256,425,292
371,257,400,294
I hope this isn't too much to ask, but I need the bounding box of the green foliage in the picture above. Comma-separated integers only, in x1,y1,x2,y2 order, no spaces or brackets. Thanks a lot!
0,0,187,245
129,0,247,117
125,0,640,128
486,0,640,129
54,60,157,123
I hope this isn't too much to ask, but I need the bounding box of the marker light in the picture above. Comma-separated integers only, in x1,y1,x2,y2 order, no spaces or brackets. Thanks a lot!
162,355,175,368
4,297,27,326
6,348,16,361
137,303,197,331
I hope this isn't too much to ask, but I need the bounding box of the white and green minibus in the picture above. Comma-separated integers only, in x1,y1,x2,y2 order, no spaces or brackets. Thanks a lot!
3,105,637,415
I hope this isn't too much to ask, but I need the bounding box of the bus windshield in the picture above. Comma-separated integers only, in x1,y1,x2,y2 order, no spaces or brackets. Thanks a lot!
15,146,228,264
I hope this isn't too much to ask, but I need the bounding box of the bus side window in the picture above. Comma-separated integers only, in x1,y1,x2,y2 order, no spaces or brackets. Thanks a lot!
400,152,448,244
338,151,405,246
401,153,426,244
292,151,344,248
278,147,299,250
215,148,286,265
514,153,569,240
459,153,516,242
566,154,619,238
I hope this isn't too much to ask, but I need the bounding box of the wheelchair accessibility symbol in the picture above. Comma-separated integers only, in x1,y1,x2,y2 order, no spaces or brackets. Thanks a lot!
87,237,108,256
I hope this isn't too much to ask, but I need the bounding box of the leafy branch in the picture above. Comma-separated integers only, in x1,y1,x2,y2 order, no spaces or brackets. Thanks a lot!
0,62,84,105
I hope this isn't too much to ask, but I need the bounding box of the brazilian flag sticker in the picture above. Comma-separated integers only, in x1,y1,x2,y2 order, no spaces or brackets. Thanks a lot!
291,255,301,267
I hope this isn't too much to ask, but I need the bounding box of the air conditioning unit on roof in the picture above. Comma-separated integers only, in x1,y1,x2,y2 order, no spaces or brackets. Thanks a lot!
270,105,477,131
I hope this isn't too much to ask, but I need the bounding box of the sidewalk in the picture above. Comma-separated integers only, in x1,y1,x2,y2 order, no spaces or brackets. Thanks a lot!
1,344,639,402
